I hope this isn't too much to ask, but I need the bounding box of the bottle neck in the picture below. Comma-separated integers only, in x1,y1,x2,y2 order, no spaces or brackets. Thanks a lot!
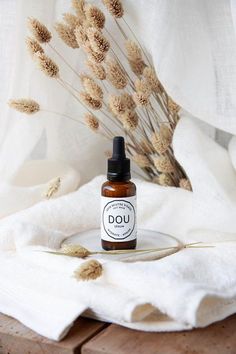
107,176,131,183
107,174,131,182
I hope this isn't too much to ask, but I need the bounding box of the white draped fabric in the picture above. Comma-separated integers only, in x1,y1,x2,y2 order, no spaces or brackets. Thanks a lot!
1,0,236,340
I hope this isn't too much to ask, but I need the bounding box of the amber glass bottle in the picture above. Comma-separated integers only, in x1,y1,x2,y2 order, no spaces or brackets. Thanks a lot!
101,136,137,251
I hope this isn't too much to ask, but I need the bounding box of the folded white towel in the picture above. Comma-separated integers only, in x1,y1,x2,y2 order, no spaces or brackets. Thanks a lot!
1,117,236,340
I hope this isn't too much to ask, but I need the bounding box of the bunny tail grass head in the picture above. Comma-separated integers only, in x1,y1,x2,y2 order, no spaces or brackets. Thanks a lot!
158,173,174,187
74,25,88,47
36,53,59,78
54,22,79,48
125,40,142,62
125,41,146,76
106,58,127,89
85,4,105,29
135,78,151,97
87,27,110,54
74,259,103,281
153,156,175,173
167,97,181,114
86,60,106,80
109,95,126,116
28,18,52,43
72,0,86,20
129,59,146,76
179,178,192,191
121,93,136,110
61,244,91,258
151,131,170,154
79,92,102,110
133,92,149,106
133,154,151,168
26,37,44,58
8,99,40,114
84,44,106,63
82,77,103,100
140,139,154,154
84,113,99,132
109,93,136,116
143,67,159,92
102,0,124,18
63,13,82,28
121,109,139,131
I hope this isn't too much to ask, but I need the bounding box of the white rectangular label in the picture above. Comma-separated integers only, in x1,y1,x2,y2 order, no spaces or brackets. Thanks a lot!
101,196,137,242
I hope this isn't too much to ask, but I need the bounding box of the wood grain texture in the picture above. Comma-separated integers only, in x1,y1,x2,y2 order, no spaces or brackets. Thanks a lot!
82,315,236,354
0,314,106,354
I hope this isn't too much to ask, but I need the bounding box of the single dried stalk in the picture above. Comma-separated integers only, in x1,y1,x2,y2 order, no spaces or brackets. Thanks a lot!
8,99,40,114
28,18,52,43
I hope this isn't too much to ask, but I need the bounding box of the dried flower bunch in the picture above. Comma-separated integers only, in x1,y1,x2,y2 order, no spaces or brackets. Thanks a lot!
9,0,191,189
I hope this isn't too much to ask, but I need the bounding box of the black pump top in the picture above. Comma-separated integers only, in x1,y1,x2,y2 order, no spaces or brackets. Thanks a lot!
107,136,131,181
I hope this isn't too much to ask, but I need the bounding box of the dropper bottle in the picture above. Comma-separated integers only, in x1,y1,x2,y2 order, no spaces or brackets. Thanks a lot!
101,136,137,250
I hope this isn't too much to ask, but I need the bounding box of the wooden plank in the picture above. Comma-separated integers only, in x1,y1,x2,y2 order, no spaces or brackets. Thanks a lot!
0,313,107,354
82,315,236,354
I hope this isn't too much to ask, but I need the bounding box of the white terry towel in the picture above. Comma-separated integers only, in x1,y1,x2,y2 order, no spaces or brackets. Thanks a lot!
1,117,236,340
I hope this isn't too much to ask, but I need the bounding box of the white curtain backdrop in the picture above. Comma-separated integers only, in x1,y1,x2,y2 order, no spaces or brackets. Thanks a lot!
0,0,109,185
0,0,235,187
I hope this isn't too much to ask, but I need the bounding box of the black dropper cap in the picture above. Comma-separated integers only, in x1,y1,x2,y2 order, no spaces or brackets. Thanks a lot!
107,136,131,181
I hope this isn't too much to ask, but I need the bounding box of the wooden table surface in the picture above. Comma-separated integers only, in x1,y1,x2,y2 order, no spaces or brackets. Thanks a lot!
0,313,235,354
